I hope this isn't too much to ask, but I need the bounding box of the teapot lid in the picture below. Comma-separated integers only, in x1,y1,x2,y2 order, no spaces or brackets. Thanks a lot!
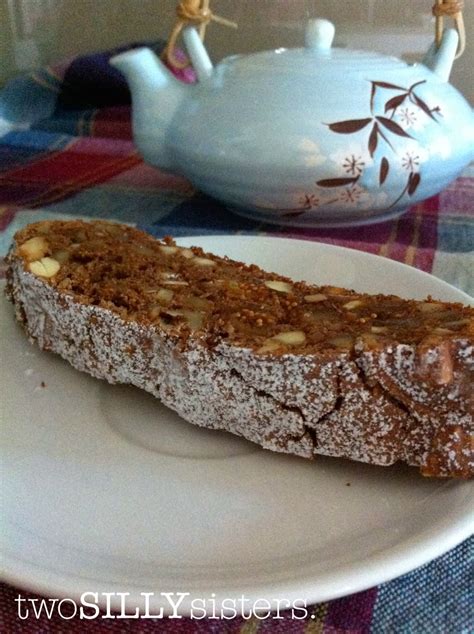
226,19,410,74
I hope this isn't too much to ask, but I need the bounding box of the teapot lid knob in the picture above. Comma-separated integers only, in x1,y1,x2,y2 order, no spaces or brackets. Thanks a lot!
305,19,335,52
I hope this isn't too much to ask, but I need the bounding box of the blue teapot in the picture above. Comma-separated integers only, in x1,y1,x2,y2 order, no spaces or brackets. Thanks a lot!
111,19,474,226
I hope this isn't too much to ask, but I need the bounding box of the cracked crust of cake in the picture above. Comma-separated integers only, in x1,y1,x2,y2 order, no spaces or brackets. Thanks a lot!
5,220,474,477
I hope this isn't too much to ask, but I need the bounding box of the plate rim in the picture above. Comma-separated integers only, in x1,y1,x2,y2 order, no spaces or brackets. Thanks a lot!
2,508,474,614
1,233,473,614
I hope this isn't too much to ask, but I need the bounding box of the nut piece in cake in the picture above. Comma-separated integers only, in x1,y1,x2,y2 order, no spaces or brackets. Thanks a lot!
265,280,292,293
304,293,327,303
259,330,306,352
19,237,49,261
193,257,216,267
28,257,60,278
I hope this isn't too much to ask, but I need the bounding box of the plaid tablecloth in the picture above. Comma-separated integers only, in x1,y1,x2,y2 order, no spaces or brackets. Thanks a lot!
0,45,473,633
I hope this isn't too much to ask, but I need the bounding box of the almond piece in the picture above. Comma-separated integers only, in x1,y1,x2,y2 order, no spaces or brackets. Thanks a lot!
179,248,195,259
102,223,123,235
304,293,327,303
162,280,189,287
444,319,470,328
371,326,388,334
324,286,348,296
29,257,60,278
272,330,306,345
257,340,284,354
264,280,292,293
193,257,216,267
160,245,178,255
155,288,174,304
434,327,452,335
19,237,49,261
343,299,363,310
154,308,204,330
418,302,442,313
183,310,204,330
258,330,306,354
160,271,182,280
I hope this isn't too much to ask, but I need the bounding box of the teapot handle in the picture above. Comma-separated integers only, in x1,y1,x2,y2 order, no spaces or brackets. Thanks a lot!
433,0,465,59
183,27,214,81
422,27,459,82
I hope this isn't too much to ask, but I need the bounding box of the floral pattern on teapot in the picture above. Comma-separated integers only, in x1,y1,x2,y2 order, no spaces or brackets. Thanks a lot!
286,80,443,218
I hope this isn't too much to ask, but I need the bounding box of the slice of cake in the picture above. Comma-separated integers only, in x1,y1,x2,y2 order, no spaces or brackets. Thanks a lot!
5,220,473,477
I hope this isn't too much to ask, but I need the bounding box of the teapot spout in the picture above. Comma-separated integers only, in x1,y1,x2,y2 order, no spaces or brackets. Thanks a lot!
422,28,459,82
110,48,187,171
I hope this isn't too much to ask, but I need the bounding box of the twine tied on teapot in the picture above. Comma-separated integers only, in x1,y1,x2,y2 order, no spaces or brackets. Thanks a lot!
163,0,237,69
433,0,466,58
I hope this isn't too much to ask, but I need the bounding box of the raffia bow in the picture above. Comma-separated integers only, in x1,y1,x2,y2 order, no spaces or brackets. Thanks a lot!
163,0,237,69
433,0,465,58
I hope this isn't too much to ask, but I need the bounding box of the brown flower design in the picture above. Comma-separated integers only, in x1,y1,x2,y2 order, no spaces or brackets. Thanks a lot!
312,80,441,208
298,193,320,210
339,185,364,204
343,154,365,176
401,152,420,172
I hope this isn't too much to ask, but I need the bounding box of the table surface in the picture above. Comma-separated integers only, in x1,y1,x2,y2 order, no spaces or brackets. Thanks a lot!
0,45,473,633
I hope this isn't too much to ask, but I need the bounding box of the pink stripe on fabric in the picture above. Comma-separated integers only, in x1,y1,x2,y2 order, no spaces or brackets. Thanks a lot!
323,588,378,633
256,613,309,632
439,177,474,215
412,197,439,272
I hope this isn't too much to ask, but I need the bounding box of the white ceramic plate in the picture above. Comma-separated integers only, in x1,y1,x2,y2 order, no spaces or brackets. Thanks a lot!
1,236,473,615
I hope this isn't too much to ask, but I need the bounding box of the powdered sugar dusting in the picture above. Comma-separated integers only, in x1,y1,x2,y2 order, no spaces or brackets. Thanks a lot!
6,254,474,477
